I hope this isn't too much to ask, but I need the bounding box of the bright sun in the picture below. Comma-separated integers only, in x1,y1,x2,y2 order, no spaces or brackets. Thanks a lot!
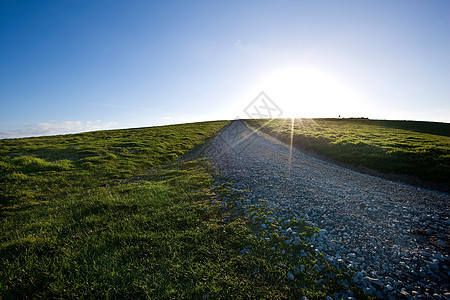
251,66,365,118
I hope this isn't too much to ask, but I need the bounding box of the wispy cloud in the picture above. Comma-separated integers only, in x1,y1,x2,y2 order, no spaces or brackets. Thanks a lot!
233,39,264,56
0,120,118,139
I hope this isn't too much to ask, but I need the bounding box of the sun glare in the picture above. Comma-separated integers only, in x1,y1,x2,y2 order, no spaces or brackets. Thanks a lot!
252,66,365,118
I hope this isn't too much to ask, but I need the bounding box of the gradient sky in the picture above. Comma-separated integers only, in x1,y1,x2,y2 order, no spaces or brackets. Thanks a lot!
1,0,449,138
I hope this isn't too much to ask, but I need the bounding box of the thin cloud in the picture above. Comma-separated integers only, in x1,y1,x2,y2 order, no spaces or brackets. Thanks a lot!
233,39,264,56
0,121,118,139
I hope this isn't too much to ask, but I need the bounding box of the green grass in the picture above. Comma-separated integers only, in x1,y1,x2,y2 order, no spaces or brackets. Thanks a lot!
247,118,450,184
0,121,227,208
0,120,368,298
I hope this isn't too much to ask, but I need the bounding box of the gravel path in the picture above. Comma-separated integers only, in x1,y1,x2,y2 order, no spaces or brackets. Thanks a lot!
205,120,450,299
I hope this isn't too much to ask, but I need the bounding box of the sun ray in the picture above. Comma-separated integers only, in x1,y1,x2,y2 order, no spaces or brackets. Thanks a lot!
288,117,295,177
238,118,276,144
212,118,277,159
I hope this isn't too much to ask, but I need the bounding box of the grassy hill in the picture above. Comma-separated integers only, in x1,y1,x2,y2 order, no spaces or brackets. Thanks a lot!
3,117,447,298
0,121,367,299
247,118,450,186
0,121,228,208
0,121,225,297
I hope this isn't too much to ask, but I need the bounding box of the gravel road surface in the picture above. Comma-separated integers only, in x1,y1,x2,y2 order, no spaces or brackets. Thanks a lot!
206,120,449,299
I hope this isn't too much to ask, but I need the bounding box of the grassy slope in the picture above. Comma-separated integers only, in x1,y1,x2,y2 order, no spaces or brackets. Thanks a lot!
0,121,367,299
247,118,450,184
0,121,228,297
0,121,226,208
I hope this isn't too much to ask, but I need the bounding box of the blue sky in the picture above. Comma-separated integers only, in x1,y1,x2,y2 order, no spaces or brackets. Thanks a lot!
1,0,449,138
